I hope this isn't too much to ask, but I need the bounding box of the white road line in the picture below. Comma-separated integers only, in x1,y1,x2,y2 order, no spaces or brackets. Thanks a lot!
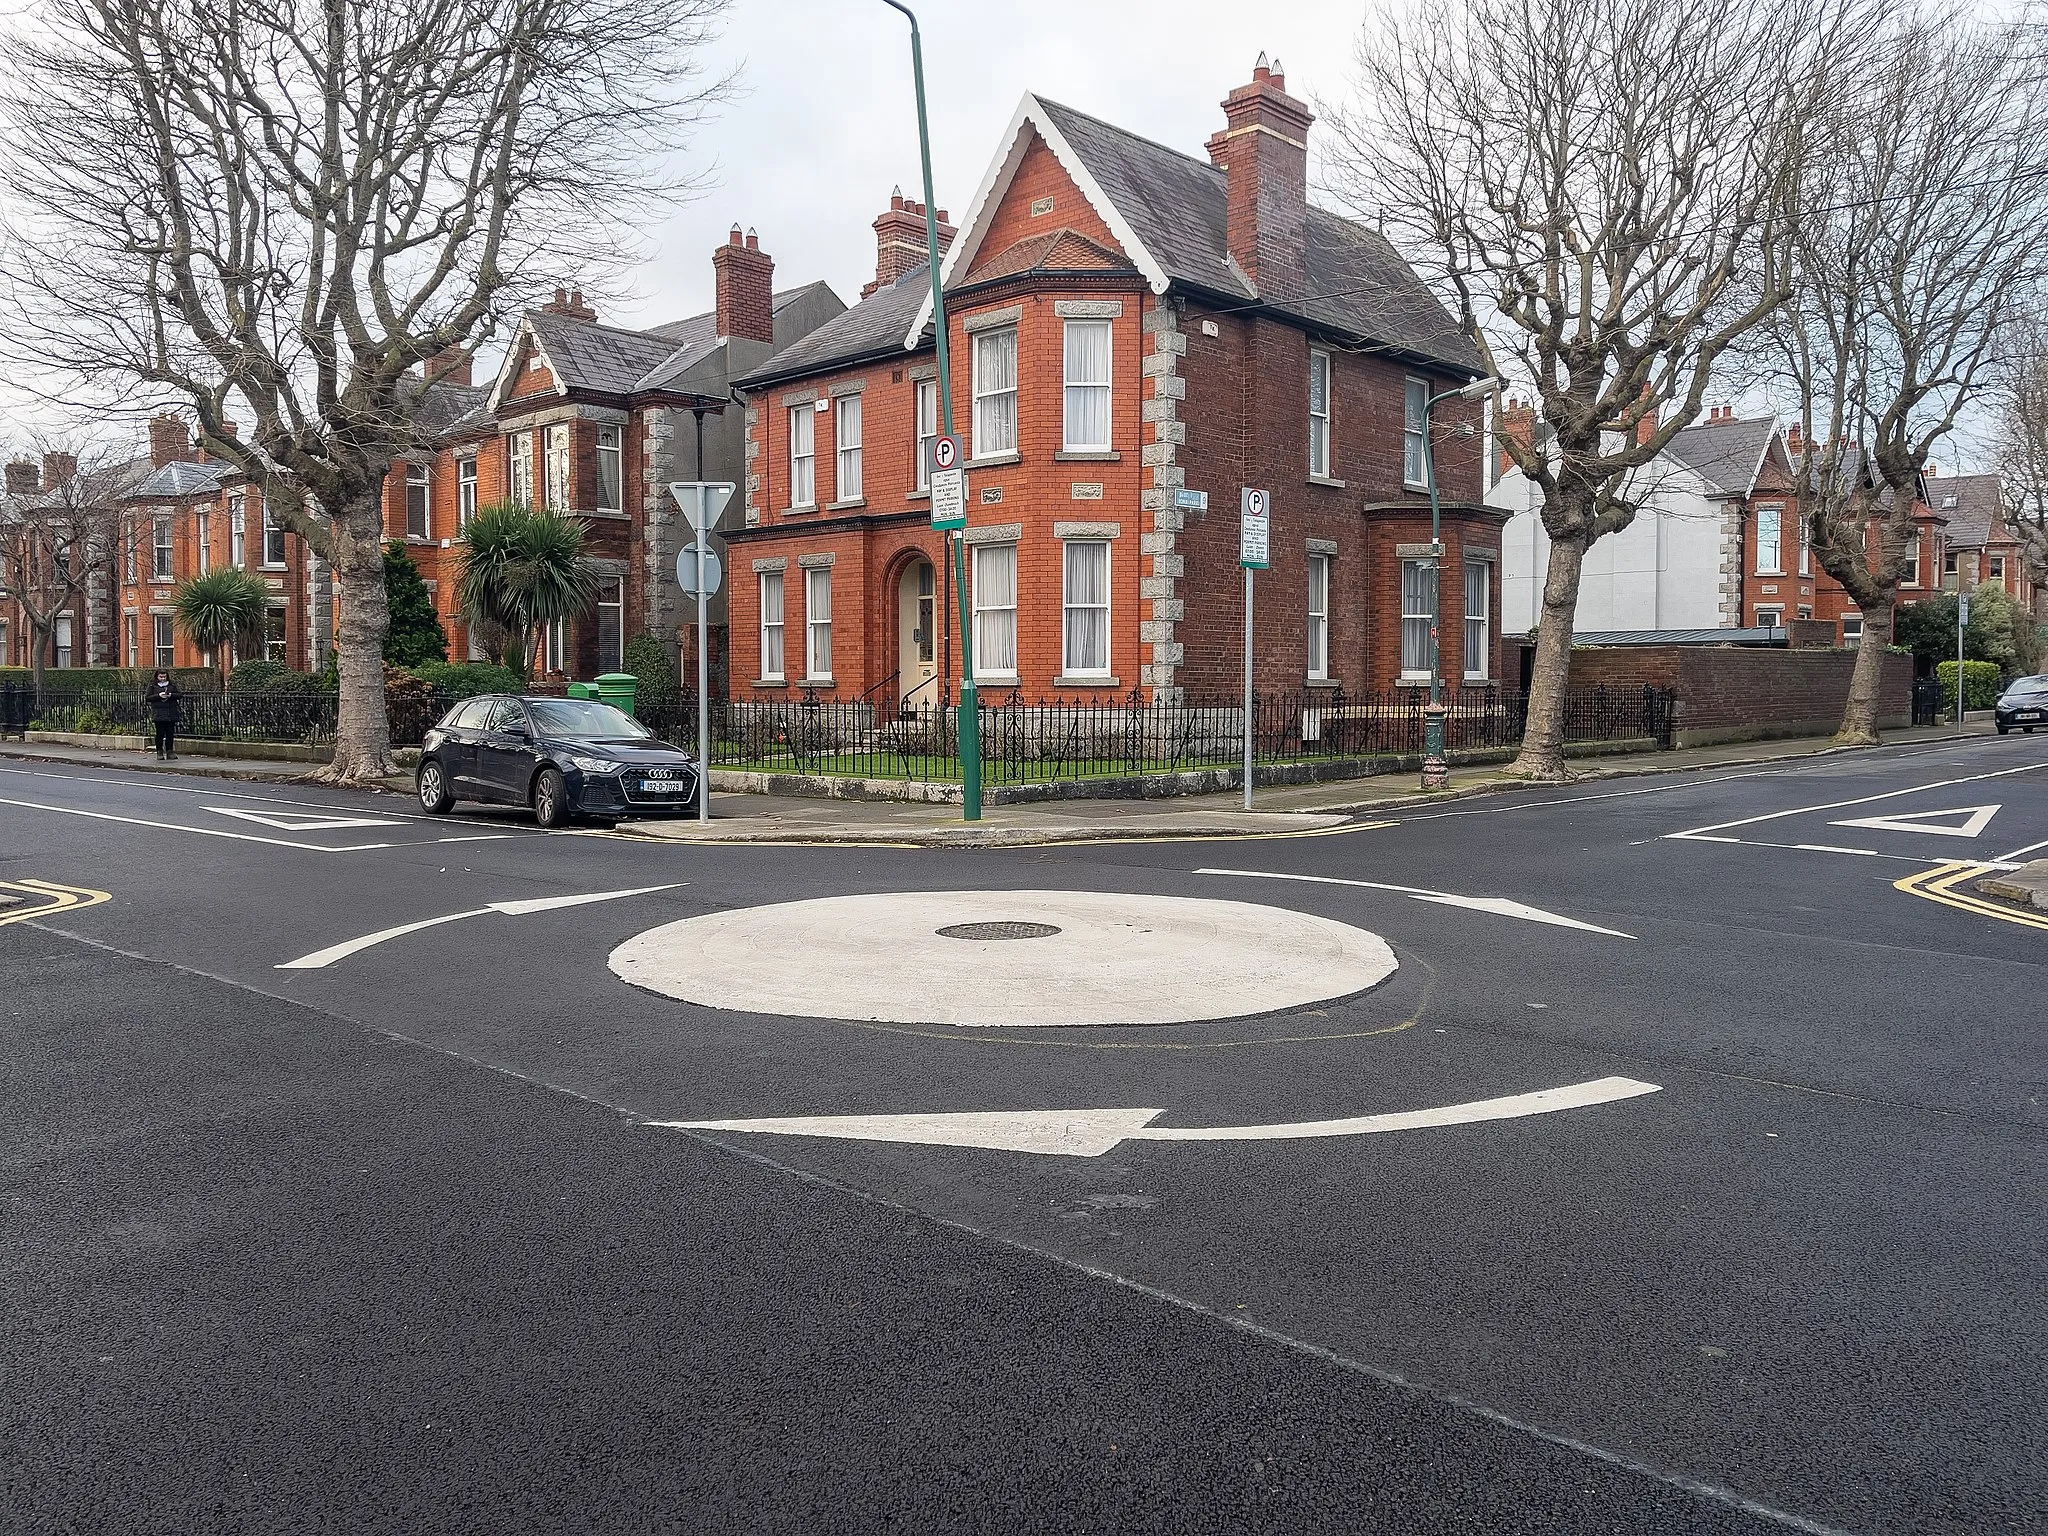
1195,867,1635,937
1991,836,2048,862
276,884,684,969
1384,768,1785,822
654,1077,1663,1158
1665,760,2046,842
1669,833,2025,870
0,794,515,853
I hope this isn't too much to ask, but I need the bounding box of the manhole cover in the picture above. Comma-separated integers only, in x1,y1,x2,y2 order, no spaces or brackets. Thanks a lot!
936,920,1063,941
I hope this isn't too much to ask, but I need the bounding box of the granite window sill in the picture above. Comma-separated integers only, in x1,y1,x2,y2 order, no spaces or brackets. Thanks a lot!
1308,474,1349,490
1053,675,1119,689
967,451,1021,470
825,499,866,512
1054,450,1120,463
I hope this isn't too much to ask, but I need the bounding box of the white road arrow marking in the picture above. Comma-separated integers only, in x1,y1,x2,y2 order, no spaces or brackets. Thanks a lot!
277,884,683,969
1195,867,1635,937
208,806,405,832
1829,803,2001,838
653,1076,1662,1158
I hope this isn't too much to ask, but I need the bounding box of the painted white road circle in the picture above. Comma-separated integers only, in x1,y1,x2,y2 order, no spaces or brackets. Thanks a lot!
608,889,1397,1027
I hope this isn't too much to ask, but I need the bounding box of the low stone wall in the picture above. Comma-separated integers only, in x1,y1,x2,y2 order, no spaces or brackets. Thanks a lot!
24,731,331,763
1561,646,1911,747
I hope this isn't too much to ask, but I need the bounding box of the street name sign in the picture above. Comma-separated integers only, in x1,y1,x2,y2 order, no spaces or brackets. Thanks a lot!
1174,488,1208,512
1239,487,1270,569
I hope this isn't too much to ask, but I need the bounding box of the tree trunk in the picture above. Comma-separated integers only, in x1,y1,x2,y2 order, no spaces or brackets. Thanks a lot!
1835,598,1892,745
1507,533,1591,780
318,509,394,783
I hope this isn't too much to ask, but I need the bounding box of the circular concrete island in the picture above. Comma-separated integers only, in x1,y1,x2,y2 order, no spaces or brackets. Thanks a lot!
607,889,1397,1028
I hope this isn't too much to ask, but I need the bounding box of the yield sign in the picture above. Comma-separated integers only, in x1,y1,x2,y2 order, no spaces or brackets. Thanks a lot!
1829,804,2001,839
207,806,403,832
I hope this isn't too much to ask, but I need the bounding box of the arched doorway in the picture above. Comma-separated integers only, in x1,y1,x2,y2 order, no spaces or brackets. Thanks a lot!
896,558,937,711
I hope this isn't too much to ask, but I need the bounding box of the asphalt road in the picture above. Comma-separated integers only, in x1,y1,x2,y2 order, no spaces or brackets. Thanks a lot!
2,736,2043,1535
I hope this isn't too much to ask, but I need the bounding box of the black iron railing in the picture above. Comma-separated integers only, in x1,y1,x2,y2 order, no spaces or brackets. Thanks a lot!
19,683,457,748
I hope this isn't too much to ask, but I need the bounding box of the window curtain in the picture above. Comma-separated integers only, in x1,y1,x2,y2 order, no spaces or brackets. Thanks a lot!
1062,540,1109,673
974,543,1017,673
1463,560,1488,678
974,329,1017,455
1063,321,1111,450
1401,560,1435,674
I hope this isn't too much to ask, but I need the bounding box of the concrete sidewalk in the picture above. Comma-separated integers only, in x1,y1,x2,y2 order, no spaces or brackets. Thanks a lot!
1977,860,2048,911
1,719,2004,847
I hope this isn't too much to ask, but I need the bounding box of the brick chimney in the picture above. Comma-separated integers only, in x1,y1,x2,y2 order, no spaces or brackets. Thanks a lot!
542,287,598,322
3,460,37,498
148,413,192,468
1204,55,1314,298
1635,405,1659,445
40,451,78,490
1496,397,1537,476
862,188,954,299
1785,422,1805,455
712,225,775,344
424,346,473,388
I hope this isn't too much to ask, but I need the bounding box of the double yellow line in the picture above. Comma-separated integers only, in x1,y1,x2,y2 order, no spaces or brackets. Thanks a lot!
0,878,112,927
1894,862,2048,933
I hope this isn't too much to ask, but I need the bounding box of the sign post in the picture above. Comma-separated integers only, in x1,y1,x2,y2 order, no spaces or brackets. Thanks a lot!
670,481,734,822
1957,592,1970,729
1239,488,1270,811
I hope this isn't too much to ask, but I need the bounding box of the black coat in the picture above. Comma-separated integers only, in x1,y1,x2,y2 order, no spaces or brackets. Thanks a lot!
146,680,181,724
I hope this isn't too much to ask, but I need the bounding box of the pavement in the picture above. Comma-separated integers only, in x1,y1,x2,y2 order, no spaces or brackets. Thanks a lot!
1978,857,2048,909
3,730,2044,1533
0,717,2003,846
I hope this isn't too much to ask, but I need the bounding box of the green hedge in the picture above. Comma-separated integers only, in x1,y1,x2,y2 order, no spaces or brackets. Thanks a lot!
1937,658,2002,712
0,665,217,693
407,660,522,699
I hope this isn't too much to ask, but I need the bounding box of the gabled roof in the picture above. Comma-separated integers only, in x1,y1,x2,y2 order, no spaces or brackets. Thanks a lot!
906,92,1480,375
1664,416,1778,497
966,228,1132,285
1926,472,2001,547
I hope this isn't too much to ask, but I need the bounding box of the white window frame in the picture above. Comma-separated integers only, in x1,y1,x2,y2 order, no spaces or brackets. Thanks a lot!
261,502,287,567
1062,319,1112,453
124,517,137,583
1842,613,1863,649
1403,378,1430,489
458,458,478,528
1798,511,1810,576
543,616,566,675
1755,605,1783,630
195,514,210,574
1990,554,2006,583
151,515,173,581
1463,558,1490,681
263,604,288,662
124,613,137,668
972,326,1018,459
1755,503,1783,575
153,613,174,670
508,430,534,508
759,571,785,682
834,394,862,501
54,614,73,670
1060,539,1112,677
1309,350,1332,478
788,406,816,508
543,423,570,511
229,493,245,568
914,379,938,492
1400,559,1434,680
406,464,430,540
1901,537,1921,588
1306,553,1330,681
596,575,624,674
804,566,832,681
972,542,1019,682
595,426,622,512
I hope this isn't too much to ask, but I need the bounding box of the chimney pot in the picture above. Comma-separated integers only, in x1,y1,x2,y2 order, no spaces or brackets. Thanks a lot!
862,189,955,298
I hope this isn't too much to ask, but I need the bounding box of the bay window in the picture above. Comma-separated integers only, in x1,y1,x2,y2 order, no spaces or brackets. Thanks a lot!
543,424,569,510
1463,559,1490,680
972,327,1017,458
508,430,533,507
1061,540,1110,676
1400,559,1434,679
596,426,622,512
151,515,172,580
1063,320,1111,452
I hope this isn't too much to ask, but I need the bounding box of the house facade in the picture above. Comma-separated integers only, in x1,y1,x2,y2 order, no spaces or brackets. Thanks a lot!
726,64,1495,713
1933,470,2046,616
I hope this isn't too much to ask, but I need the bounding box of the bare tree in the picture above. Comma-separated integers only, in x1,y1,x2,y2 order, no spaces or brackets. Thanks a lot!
1991,319,2048,603
0,444,144,689
1324,0,1857,778
0,0,728,781
1766,7,2048,743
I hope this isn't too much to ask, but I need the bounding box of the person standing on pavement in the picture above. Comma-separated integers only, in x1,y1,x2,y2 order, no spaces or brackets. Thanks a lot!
146,670,181,760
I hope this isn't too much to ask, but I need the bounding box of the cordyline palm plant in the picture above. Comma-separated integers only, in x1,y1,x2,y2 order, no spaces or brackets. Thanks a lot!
172,568,269,684
456,502,602,680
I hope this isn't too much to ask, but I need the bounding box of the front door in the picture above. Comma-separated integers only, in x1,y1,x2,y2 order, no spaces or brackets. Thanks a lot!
897,560,937,711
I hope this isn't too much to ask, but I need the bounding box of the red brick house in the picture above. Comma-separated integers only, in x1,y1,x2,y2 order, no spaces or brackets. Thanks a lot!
1932,470,2045,617
726,62,1494,713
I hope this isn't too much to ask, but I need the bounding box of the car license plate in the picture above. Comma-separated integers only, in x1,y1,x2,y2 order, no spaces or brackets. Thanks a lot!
641,777,682,793
2018,711,2043,722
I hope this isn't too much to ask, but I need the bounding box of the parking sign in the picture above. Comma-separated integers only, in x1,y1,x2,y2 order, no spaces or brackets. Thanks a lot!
1239,488,1270,569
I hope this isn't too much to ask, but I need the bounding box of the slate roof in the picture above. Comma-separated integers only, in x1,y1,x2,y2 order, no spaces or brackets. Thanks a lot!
518,286,834,403
400,377,493,453
1665,416,1776,497
128,458,224,502
1927,472,2002,547
738,266,934,386
1033,96,1480,373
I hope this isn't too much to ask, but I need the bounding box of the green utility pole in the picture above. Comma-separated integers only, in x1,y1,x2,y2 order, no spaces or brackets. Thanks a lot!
1420,375,1499,790
881,0,979,820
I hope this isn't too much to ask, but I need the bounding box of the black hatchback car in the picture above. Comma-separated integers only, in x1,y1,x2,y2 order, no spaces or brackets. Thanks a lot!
1994,674,2048,734
416,694,701,826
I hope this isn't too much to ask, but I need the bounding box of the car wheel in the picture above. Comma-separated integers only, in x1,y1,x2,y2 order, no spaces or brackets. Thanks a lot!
417,758,453,813
533,766,569,828
1998,722,2010,734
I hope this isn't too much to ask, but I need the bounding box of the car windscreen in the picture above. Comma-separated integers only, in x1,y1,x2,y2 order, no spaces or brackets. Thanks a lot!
525,698,653,739
2004,677,2048,696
